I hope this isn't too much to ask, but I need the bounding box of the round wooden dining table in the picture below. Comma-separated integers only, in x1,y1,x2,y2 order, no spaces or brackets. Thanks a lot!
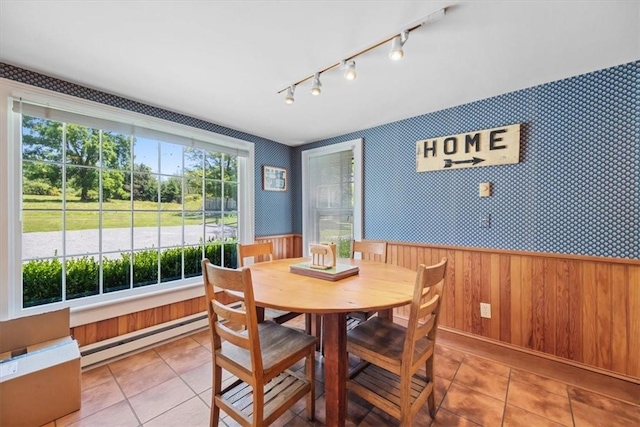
248,257,417,427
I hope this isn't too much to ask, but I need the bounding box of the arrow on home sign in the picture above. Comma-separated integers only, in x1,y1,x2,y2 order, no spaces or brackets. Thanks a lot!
444,157,485,168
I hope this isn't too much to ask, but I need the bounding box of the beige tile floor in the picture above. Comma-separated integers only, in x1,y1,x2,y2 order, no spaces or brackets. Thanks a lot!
46,319,640,427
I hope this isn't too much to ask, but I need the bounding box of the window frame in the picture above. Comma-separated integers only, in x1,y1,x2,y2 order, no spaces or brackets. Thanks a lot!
0,78,255,324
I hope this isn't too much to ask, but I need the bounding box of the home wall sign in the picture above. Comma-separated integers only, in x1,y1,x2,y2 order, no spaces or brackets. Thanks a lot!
416,124,521,172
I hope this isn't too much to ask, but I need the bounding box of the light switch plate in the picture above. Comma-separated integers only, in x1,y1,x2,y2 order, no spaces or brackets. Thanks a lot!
479,182,491,197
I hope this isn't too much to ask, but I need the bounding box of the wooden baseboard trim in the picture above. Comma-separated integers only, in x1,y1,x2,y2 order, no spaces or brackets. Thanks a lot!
435,326,640,405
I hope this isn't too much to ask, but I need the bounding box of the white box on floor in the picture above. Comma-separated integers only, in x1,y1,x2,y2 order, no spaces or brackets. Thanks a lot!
0,308,81,427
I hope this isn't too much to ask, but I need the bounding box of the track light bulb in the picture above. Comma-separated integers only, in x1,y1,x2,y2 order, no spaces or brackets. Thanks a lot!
284,85,295,104
389,31,408,61
310,73,322,96
342,60,357,81
389,36,404,60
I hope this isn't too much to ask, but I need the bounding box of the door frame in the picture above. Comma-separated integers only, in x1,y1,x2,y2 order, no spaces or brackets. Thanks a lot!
301,138,363,256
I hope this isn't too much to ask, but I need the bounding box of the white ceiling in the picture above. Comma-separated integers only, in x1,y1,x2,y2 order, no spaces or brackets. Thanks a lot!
1,1,638,146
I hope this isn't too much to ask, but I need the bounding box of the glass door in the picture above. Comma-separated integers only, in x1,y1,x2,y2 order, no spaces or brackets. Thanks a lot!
302,139,362,258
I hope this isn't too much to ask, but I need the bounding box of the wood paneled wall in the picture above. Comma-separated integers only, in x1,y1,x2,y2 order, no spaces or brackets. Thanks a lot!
255,234,303,259
72,234,302,347
71,296,207,347
72,234,639,382
385,242,640,380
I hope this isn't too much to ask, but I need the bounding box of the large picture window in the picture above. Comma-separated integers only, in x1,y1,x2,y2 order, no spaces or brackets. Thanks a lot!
1,82,254,318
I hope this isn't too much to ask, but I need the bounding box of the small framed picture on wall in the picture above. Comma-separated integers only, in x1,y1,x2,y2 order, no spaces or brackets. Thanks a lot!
262,165,287,192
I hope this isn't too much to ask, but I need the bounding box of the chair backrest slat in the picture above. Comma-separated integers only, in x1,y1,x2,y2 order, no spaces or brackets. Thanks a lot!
403,258,447,365
214,321,250,349
238,242,274,266
350,240,388,263
212,299,247,326
414,313,436,338
417,294,439,319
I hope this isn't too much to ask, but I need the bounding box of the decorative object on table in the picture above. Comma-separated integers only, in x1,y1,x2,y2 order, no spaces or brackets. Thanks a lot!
262,165,287,191
292,241,359,280
325,242,337,266
309,243,336,269
290,262,359,281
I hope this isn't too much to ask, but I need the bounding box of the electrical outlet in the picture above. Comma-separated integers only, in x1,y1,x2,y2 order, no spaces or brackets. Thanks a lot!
480,302,492,318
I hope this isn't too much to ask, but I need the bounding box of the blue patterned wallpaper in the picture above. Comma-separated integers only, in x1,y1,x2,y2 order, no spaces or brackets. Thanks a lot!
0,63,294,236
294,61,639,259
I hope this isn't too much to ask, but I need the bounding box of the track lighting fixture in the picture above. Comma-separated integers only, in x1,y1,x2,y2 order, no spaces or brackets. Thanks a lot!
310,73,322,95
341,60,357,81
389,31,409,61
277,7,446,104
284,85,295,104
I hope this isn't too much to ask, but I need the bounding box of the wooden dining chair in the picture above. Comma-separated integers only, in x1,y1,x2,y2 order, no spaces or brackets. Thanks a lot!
346,257,448,426
202,259,317,427
348,239,388,322
350,239,388,263
238,242,304,326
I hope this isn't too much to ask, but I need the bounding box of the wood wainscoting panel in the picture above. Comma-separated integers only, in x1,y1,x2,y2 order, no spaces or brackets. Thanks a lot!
509,255,522,347
71,295,206,347
386,241,640,381
555,259,570,360
596,262,613,370
582,261,598,367
567,259,583,363
629,265,640,377
611,263,629,374
71,234,301,348
256,234,302,259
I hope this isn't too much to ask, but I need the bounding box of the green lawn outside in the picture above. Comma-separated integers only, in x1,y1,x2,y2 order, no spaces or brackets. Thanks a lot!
22,195,237,233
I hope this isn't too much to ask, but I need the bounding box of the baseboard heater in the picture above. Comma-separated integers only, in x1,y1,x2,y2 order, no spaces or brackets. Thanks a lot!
80,312,209,368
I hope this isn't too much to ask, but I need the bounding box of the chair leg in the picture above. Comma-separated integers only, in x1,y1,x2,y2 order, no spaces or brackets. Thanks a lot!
211,365,221,427
253,384,264,426
426,355,435,418
400,414,412,427
305,347,316,420
399,374,412,427
428,390,436,419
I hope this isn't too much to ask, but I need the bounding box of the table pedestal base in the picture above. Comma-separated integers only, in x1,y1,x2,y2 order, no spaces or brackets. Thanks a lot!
323,313,347,427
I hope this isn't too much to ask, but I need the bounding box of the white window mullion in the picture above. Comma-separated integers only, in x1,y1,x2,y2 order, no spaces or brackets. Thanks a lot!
201,157,206,261
156,141,161,286
98,130,104,296
61,123,67,302
180,148,185,280
128,135,134,291
221,154,226,267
